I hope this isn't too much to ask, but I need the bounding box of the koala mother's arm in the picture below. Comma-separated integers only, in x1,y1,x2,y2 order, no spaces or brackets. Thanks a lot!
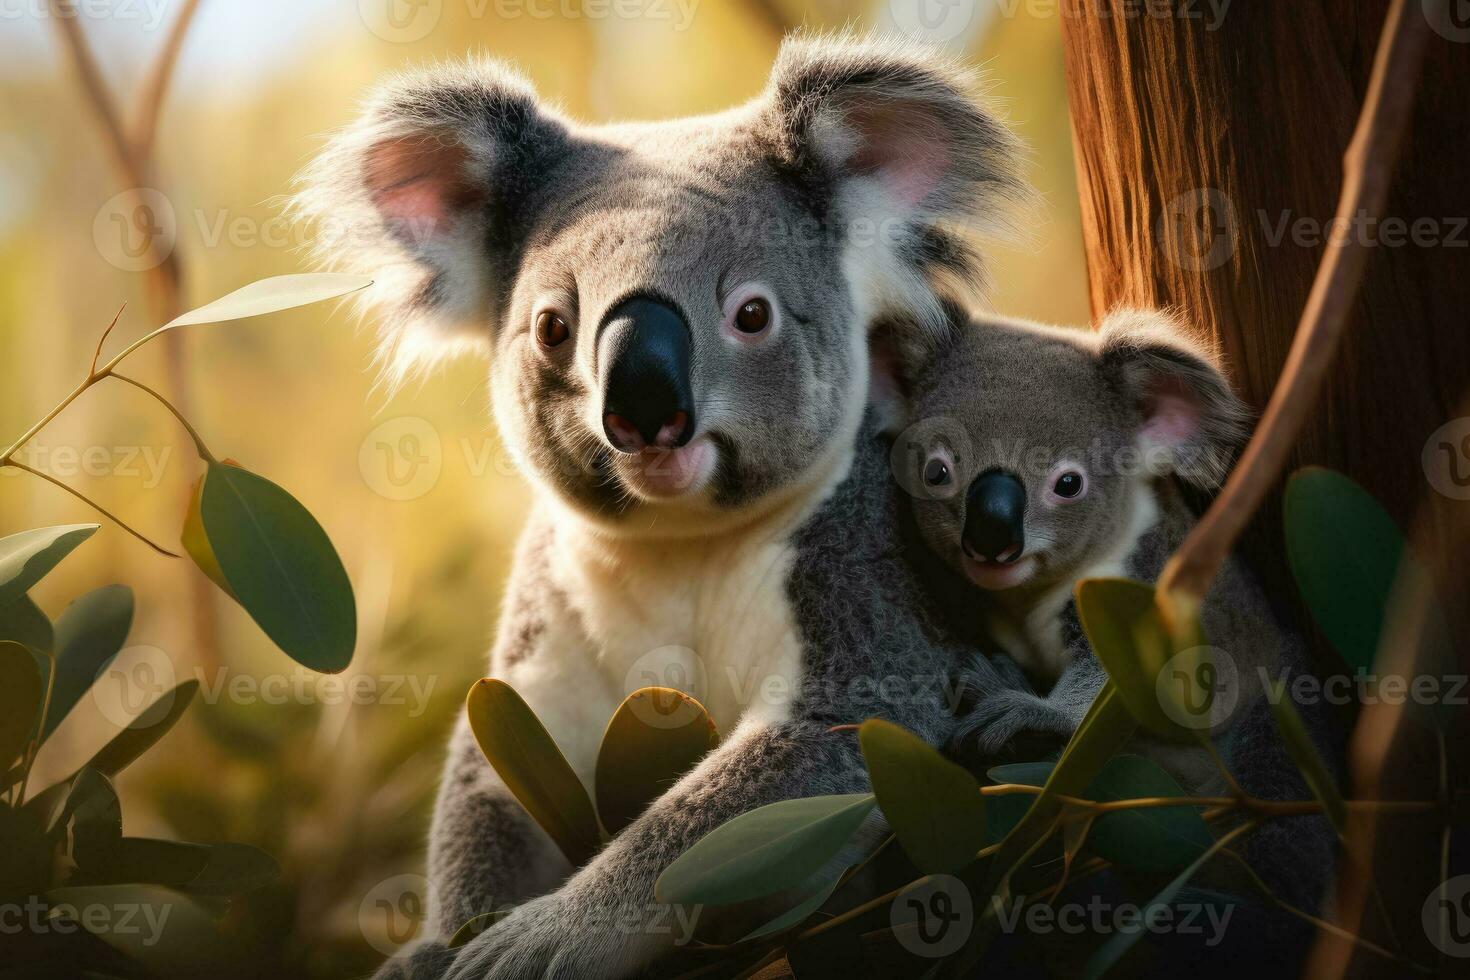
446,716,874,980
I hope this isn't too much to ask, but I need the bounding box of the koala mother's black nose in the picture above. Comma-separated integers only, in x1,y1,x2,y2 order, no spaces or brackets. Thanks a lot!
599,297,696,454
964,470,1027,564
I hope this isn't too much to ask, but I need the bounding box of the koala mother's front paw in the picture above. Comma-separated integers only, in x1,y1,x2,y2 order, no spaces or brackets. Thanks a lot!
373,938,457,980
446,892,656,980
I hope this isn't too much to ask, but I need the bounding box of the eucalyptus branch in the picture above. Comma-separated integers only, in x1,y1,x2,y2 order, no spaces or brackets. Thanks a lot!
1217,847,1432,974
980,782,1438,818
1156,0,1437,627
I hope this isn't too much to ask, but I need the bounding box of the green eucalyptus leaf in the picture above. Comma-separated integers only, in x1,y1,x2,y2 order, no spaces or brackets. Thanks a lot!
0,640,44,766
987,685,1135,893
739,865,850,942
69,771,123,869
859,718,986,874
1265,679,1347,834
81,680,199,778
161,273,372,331
41,585,134,741
193,462,355,673
82,837,210,887
0,525,98,609
595,687,718,835
466,679,601,867
985,763,1053,844
1285,468,1405,675
182,842,281,896
45,884,222,973
655,794,876,907
1084,824,1253,979
1087,755,1213,872
0,594,53,654
1075,579,1182,738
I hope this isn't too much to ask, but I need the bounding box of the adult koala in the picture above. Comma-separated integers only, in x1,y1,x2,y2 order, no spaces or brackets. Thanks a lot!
298,35,1024,980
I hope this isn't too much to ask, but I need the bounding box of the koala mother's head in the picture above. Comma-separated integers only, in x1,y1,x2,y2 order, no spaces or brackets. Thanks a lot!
297,36,1022,535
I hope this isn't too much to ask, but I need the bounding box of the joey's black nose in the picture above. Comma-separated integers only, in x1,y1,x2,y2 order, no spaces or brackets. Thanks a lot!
599,297,696,454
964,470,1026,563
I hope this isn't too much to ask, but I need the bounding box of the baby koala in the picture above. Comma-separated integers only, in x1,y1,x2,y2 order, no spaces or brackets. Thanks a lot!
895,308,1291,773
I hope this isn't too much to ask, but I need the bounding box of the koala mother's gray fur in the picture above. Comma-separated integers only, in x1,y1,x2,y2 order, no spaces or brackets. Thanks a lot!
297,35,1025,979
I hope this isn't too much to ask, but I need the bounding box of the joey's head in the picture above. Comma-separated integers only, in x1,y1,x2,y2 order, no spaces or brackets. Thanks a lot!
896,310,1250,596
297,36,1024,535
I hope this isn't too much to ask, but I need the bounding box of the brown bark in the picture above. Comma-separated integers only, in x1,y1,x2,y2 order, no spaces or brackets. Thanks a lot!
1059,3,1469,975
1058,0,1470,584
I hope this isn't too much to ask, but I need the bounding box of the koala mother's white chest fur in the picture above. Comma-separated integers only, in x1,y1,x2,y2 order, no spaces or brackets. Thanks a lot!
502,480,843,786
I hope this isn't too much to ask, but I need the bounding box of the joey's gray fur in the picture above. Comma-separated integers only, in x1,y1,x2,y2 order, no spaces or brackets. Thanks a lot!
898,309,1339,914
298,35,1022,979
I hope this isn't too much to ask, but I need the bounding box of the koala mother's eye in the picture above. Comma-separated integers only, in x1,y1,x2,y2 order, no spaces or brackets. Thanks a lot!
534,310,570,349
722,284,779,342
1052,470,1086,500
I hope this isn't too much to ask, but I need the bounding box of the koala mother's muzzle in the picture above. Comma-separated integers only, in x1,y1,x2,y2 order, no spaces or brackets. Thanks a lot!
598,297,696,454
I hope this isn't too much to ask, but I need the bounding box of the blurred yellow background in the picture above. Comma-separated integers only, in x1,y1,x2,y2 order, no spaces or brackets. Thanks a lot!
1,1,1088,974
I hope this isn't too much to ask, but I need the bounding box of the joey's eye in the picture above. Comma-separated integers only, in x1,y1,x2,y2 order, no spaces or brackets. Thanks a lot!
923,457,952,488
734,298,771,334
535,311,570,348
1053,471,1085,499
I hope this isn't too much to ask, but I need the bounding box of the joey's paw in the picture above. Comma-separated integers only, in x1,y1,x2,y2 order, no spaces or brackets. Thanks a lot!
950,654,1034,713
951,689,1074,757
373,938,457,980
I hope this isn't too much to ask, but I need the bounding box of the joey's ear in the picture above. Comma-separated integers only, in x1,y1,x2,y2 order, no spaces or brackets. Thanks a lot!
762,35,1027,334
294,59,569,377
1098,309,1252,490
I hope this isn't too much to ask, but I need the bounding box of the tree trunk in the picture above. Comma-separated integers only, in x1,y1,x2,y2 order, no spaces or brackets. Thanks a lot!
1058,0,1470,583
1059,3,1469,974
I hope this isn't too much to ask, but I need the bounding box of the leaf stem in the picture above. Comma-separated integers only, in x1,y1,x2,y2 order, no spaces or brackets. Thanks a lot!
109,372,217,463
1,460,180,558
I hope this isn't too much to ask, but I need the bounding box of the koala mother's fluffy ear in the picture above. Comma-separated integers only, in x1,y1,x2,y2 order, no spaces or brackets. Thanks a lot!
762,35,1028,336
1099,309,1253,490
293,59,567,379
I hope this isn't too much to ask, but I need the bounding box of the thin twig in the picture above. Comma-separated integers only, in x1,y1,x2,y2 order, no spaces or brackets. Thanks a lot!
90,302,125,376
1156,0,1437,625
2,460,180,558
